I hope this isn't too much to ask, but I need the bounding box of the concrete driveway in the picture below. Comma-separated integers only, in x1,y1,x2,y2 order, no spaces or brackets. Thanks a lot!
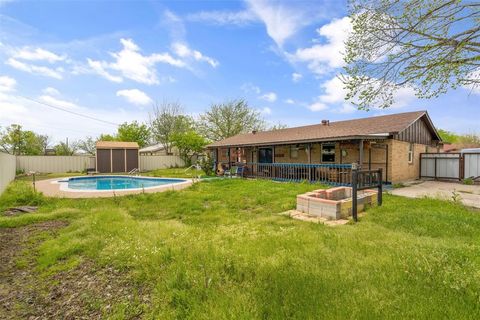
390,180,480,208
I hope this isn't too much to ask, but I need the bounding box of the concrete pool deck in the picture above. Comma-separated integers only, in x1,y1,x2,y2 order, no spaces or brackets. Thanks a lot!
35,177,194,198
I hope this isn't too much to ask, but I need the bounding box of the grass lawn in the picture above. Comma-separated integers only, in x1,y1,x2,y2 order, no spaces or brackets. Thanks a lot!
1,175,479,319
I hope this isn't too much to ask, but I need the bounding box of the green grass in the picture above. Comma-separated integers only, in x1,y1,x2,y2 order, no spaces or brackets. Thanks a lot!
145,167,209,178
1,177,480,319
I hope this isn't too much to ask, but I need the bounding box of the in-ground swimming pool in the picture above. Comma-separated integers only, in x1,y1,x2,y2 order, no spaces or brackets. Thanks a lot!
63,176,187,191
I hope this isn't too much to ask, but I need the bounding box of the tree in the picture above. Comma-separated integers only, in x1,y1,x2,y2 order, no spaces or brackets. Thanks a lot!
0,124,44,155
76,136,96,155
54,141,78,156
117,121,150,148
199,99,266,141
149,101,192,154
270,123,288,130
343,0,480,110
98,134,117,141
171,131,208,166
438,129,480,144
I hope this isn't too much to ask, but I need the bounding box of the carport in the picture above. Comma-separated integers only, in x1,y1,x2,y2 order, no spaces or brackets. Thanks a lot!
95,141,139,173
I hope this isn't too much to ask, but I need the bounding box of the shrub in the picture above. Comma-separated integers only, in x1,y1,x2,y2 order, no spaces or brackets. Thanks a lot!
197,154,215,176
463,178,474,185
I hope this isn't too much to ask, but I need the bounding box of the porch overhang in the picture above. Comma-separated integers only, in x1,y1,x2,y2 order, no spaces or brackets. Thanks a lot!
207,134,390,149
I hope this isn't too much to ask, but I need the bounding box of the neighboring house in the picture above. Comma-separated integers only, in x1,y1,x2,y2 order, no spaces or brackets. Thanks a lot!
139,143,179,156
207,111,443,184
443,143,480,153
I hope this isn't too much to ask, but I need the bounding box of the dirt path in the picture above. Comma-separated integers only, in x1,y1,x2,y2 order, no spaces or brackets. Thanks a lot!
0,221,148,319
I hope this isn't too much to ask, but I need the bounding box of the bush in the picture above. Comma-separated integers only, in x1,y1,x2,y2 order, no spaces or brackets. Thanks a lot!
0,181,45,211
463,178,474,185
197,154,215,176
16,169,25,175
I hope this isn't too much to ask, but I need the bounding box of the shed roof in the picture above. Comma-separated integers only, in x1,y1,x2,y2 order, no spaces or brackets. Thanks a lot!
139,143,165,153
96,141,139,149
208,111,440,148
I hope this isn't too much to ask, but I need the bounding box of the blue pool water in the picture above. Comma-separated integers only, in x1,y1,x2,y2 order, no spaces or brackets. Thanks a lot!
66,176,186,190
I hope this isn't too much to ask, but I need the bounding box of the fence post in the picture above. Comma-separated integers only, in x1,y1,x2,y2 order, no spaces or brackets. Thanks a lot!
378,168,383,206
351,163,358,222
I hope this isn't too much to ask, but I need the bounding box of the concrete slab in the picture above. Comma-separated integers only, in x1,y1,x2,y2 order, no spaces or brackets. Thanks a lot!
390,180,480,208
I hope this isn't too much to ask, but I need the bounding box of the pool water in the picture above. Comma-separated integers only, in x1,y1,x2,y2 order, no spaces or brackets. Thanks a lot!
66,176,186,191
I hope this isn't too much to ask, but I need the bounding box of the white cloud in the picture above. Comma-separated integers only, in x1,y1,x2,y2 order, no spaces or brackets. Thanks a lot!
308,101,328,111
246,0,307,47
284,98,295,104
14,47,65,63
186,10,257,26
116,89,153,106
6,58,63,79
259,107,272,115
38,94,79,110
87,38,186,85
293,17,352,74
42,87,60,96
171,42,219,68
0,75,16,92
86,58,123,83
292,72,302,82
241,82,261,94
259,91,277,102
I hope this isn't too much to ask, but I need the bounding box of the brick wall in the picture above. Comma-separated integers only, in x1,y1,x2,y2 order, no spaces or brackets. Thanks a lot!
390,139,430,183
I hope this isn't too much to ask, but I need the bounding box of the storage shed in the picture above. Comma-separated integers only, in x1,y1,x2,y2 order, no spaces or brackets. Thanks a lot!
95,141,139,173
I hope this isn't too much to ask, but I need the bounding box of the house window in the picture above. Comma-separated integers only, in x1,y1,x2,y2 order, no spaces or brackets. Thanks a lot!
321,144,336,162
290,146,299,159
408,143,414,163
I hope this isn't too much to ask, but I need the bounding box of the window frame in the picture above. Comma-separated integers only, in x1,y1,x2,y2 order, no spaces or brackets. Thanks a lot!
321,143,336,163
408,143,414,164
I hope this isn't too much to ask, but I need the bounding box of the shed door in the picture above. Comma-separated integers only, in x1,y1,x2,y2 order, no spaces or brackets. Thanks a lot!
97,149,111,173
126,149,138,171
112,149,126,172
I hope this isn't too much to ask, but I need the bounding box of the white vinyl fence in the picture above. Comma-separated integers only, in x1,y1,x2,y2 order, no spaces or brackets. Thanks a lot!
139,155,185,171
0,152,16,195
16,156,95,173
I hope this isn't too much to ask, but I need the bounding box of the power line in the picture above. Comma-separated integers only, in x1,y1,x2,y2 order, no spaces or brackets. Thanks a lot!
16,95,120,126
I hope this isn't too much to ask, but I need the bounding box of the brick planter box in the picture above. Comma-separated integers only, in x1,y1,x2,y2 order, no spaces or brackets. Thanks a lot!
296,187,378,220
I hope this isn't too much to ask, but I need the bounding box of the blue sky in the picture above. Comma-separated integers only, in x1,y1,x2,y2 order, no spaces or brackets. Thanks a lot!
0,0,478,143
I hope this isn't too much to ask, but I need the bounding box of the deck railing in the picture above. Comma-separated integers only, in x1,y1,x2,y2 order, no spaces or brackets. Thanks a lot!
242,162,353,185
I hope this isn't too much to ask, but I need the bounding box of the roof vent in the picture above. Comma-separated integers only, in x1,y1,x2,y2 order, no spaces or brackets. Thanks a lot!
321,120,330,126
252,130,257,134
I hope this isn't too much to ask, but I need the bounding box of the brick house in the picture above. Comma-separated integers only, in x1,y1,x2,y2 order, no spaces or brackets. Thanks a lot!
207,111,442,184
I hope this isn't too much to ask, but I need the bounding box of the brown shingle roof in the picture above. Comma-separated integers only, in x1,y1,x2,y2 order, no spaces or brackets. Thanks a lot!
208,111,435,147
96,141,139,149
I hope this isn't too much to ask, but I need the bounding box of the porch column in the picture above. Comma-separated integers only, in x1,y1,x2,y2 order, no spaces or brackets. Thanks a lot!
307,143,312,181
358,139,364,169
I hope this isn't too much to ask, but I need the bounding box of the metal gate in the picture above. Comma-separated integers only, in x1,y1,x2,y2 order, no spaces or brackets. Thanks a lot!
420,153,480,181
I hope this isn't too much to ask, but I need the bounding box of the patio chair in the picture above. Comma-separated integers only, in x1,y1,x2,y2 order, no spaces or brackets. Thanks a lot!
224,166,244,178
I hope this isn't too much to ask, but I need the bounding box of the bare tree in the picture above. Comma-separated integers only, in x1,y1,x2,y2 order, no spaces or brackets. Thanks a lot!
343,0,480,109
76,136,96,155
149,101,192,154
198,99,266,141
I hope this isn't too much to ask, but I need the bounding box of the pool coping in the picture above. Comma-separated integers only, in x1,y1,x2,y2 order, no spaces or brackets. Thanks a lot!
36,175,194,198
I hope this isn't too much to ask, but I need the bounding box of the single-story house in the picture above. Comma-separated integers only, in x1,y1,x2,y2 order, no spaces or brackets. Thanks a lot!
207,111,443,184
139,143,178,156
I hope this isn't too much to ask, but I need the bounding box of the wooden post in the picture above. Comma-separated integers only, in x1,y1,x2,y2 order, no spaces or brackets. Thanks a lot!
352,165,358,222
378,168,383,206
307,143,312,181
358,139,364,169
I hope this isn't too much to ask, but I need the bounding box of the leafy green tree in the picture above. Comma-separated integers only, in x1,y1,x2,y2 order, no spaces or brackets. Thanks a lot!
0,124,44,155
54,141,78,156
171,131,208,166
117,121,150,148
438,129,480,145
199,99,266,141
343,0,480,109
98,134,117,141
149,101,193,154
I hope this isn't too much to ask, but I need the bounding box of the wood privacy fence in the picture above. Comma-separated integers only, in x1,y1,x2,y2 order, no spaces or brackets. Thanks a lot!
0,152,16,194
420,153,480,181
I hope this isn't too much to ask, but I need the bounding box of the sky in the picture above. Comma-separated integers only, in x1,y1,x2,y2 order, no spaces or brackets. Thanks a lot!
0,0,478,144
